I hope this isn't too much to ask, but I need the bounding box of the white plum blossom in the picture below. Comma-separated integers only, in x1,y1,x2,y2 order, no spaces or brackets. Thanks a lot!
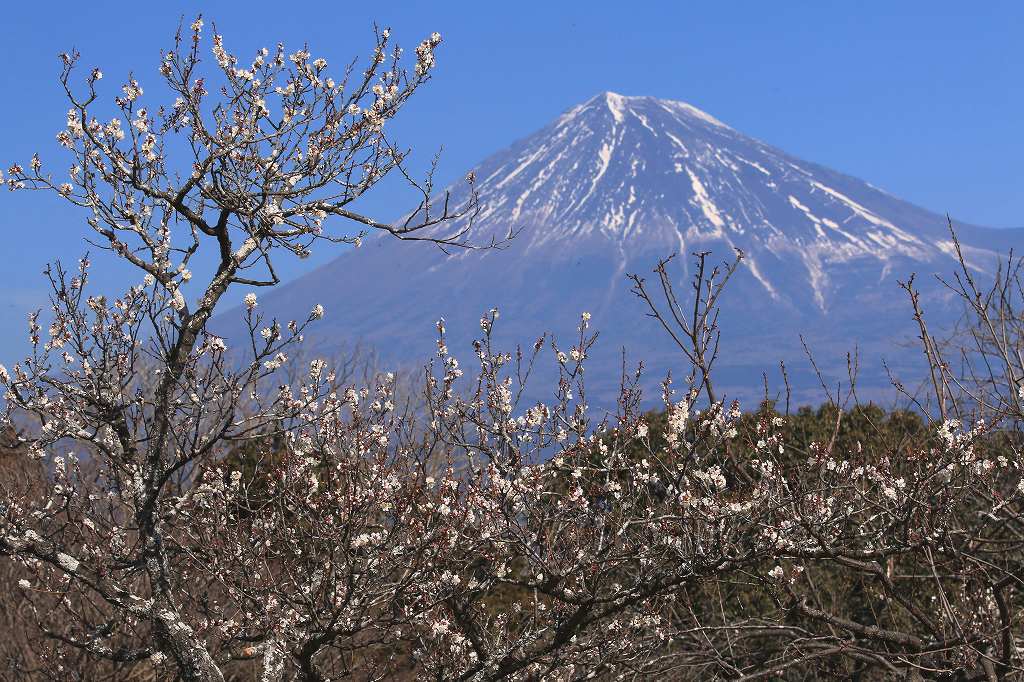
122,78,143,101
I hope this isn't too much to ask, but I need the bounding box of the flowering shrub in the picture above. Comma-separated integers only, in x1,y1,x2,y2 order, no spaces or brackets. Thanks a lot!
5,284,1024,680
0,17,480,681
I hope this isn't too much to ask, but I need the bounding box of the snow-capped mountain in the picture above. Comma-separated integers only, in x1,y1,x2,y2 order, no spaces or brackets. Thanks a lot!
223,92,1024,405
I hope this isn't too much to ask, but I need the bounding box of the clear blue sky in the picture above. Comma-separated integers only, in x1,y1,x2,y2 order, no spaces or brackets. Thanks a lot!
1,1,1022,363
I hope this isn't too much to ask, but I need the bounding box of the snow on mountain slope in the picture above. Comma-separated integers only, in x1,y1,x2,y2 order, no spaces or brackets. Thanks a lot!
435,92,988,308
218,92,1024,404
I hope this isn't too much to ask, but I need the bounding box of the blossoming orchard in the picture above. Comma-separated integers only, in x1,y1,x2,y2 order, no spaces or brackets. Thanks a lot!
4,16,1024,682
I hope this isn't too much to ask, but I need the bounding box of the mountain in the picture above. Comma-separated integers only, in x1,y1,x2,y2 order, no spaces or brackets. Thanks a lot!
219,92,1024,406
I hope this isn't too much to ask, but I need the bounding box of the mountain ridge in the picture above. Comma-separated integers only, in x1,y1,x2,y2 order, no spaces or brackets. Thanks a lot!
215,91,1024,405
414,91,1004,309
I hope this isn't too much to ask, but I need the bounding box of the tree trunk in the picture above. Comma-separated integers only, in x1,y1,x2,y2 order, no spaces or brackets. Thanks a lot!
153,609,225,682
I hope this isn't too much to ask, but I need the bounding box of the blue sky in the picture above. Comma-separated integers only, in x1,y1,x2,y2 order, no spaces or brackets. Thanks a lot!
1,1,1021,362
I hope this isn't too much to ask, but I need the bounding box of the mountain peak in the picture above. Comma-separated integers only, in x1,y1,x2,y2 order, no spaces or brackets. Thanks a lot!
436,91,985,311
234,93,1022,406
601,91,628,123
573,91,732,131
